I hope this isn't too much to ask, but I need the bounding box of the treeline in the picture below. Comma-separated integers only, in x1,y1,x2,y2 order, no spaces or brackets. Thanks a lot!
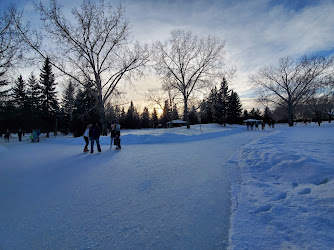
1,59,248,136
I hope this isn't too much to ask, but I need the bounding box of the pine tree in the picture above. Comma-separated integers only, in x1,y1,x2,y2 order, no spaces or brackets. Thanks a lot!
141,107,151,128
263,106,272,124
12,75,26,110
217,77,231,126
227,90,242,124
11,75,29,130
62,81,75,131
188,105,199,124
124,101,139,129
160,100,170,126
151,108,159,128
39,57,59,136
243,109,249,120
0,71,10,99
72,82,99,136
172,104,179,120
26,74,41,130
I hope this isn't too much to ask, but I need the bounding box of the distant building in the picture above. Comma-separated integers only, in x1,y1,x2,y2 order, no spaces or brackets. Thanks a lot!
166,120,187,128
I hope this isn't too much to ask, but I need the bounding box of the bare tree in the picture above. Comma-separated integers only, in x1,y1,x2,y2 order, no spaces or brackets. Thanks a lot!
251,55,334,126
0,5,31,97
146,80,180,127
17,0,150,134
153,29,226,128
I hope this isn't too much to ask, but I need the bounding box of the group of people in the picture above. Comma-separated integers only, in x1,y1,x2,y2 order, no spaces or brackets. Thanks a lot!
2,129,31,142
83,121,121,153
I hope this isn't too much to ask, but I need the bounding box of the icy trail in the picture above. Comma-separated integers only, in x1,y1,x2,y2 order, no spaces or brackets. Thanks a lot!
0,127,265,249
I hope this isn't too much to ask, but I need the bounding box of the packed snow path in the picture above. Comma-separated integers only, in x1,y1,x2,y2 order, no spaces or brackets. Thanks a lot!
0,127,264,249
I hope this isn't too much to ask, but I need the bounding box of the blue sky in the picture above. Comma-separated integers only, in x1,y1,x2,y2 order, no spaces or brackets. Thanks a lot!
2,0,334,110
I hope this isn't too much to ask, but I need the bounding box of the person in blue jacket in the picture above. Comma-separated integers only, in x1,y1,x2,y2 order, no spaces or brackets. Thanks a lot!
89,121,101,153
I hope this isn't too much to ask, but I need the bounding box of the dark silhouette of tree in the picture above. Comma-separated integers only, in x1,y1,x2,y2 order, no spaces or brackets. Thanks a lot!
62,81,76,132
11,75,29,130
20,0,150,134
188,106,199,125
141,107,151,128
72,81,99,136
151,108,159,128
251,55,334,126
227,90,242,124
39,57,59,136
153,29,226,128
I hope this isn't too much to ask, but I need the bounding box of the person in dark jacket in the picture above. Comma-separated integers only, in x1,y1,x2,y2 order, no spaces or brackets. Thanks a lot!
89,122,101,153
18,129,23,141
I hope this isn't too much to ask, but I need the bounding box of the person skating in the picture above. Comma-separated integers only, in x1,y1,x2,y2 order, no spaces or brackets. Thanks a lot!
89,122,101,153
110,122,116,150
114,122,121,149
4,129,10,142
83,124,91,152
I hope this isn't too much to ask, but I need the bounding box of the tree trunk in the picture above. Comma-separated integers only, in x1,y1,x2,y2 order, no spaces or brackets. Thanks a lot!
184,98,190,129
288,103,294,127
99,97,107,135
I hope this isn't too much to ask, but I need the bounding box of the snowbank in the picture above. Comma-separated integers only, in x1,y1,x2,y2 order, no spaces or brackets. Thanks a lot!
229,122,334,249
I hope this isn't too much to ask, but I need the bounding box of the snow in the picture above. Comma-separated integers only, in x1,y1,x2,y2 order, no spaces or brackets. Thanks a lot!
0,123,333,249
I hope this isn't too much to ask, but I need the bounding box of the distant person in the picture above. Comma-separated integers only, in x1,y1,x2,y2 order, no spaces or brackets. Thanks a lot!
36,129,41,142
246,121,250,131
114,122,121,150
110,122,116,149
4,129,10,142
254,121,259,131
89,122,101,153
31,129,38,142
83,124,91,152
261,121,265,130
18,129,23,141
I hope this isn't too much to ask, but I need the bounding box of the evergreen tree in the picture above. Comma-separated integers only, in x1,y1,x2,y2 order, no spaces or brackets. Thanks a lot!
243,109,249,120
11,75,28,130
160,100,170,125
26,74,41,131
124,101,139,129
72,81,99,136
62,81,75,131
11,75,26,111
227,90,242,124
119,107,126,128
151,108,159,128
171,104,179,120
263,106,272,124
249,108,262,120
0,71,10,99
217,77,231,126
199,101,212,124
39,57,59,136
141,107,151,128
188,105,199,125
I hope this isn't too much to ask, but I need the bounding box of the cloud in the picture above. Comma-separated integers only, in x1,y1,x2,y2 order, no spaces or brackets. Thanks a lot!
121,0,334,110
4,0,334,111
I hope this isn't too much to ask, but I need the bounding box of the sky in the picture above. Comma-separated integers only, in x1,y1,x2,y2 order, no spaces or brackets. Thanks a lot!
2,0,334,111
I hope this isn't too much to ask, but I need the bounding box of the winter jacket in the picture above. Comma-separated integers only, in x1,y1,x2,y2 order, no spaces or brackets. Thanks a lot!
89,124,101,138
84,128,90,137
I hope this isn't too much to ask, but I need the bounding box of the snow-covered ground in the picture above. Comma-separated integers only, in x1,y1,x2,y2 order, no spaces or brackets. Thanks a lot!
0,123,333,249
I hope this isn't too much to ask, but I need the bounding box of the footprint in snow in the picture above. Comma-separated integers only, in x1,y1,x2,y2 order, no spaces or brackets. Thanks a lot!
252,204,273,214
298,188,311,195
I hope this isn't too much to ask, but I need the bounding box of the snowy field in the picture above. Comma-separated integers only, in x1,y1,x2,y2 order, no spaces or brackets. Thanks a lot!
0,123,333,249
